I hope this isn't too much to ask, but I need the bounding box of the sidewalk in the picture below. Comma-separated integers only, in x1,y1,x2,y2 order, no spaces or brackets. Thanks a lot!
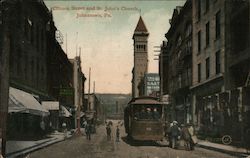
197,139,250,157
5,131,72,158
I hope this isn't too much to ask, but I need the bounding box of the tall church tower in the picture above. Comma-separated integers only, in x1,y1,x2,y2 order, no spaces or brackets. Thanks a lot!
132,16,149,98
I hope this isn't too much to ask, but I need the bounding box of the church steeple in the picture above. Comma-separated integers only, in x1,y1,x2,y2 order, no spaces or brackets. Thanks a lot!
132,16,149,98
134,16,148,33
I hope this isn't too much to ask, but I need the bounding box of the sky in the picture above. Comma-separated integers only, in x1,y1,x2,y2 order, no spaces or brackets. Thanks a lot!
44,0,185,94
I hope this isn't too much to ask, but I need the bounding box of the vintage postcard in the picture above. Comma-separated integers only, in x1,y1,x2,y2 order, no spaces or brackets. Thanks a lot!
0,0,250,157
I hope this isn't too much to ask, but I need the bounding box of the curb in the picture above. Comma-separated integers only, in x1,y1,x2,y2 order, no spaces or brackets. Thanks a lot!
197,143,250,158
6,135,72,158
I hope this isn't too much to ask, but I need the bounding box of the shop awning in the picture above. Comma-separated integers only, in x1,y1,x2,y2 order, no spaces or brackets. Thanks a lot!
8,87,49,116
42,101,59,111
60,106,72,117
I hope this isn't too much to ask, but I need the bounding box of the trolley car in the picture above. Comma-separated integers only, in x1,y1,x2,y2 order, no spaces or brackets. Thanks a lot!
124,96,165,141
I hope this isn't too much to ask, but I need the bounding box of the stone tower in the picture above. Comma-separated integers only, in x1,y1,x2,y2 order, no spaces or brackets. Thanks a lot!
132,16,149,98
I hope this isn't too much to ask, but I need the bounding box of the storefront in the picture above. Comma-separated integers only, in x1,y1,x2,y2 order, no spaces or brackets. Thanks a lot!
8,87,49,140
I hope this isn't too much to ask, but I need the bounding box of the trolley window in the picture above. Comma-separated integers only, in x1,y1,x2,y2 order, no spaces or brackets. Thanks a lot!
133,104,162,121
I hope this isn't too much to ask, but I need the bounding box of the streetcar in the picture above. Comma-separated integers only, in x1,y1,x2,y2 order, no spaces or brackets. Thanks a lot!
124,96,165,141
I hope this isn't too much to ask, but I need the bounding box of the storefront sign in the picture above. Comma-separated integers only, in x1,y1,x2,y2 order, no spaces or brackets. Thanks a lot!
59,88,74,96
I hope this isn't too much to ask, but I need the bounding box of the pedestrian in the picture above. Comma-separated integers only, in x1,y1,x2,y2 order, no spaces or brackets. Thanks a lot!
85,121,91,140
106,124,112,141
49,121,52,132
181,124,191,150
62,122,67,138
188,123,196,150
40,119,45,136
82,119,87,128
170,121,180,149
116,125,120,142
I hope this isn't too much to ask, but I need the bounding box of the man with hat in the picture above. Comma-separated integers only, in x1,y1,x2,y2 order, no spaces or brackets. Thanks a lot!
169,121,180,149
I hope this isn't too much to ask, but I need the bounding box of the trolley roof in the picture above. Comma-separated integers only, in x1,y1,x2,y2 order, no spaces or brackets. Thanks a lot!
128,96,163,105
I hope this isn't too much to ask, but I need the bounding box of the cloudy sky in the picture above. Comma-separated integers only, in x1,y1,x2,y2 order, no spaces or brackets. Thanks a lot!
44,0,185,94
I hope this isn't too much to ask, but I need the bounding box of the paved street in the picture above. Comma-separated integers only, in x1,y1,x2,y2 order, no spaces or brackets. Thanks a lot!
27,120,236,158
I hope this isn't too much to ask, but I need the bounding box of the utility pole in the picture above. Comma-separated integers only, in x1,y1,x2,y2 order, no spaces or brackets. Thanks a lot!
75,51,82,135
65,33,68,55
88,68,91,111
0,1,10,157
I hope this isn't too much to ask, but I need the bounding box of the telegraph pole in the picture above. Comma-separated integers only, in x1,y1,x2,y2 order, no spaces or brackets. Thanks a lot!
0,1,10,157
87,68,91,111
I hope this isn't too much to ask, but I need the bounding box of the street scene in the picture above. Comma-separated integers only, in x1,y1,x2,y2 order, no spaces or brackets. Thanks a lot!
0,0,250,157
27,120,236,158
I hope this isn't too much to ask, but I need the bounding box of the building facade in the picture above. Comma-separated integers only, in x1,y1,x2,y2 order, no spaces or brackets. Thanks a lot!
159,41,169,97
3,0,53,140
191,0,229,133
69,56,86,128
132,16,149,98
8,0,51,98
165,0,192,124
1,0,86,139
191,0,250,143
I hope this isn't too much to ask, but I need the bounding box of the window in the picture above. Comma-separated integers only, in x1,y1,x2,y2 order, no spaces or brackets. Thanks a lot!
206,57,210,79
40,29,43,52
17,49,21,76
36,25,39,50
216,51,221,74
24,19,28,39
216,11,221,39
31,24,34,44
206,0,210,12
24,56,28,80
177,35,182,47
206,22,210,46
31,59,34,81
185,24,192,37
198,63,201,82
198,31,201,52
197,0,201,20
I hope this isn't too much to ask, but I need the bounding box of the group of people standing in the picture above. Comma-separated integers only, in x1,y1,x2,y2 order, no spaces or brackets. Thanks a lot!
167,121,196,150
105,121,121,142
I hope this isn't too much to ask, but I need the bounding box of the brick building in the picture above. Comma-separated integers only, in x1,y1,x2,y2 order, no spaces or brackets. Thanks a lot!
164,0,192,124
8,0,50,98
159,41,169,97
191,0,250,144
1,0,87,138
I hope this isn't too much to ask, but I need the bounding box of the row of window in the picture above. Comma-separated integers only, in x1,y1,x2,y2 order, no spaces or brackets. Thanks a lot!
197,10,220,52
136,44,146,51
24,18,46,54
197,0,216,20
177,67,192,89
197,50,221,82
173,23,192,50
10,49,46,85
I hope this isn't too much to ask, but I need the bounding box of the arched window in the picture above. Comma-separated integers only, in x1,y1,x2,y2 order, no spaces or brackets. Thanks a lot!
185,23,192,37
